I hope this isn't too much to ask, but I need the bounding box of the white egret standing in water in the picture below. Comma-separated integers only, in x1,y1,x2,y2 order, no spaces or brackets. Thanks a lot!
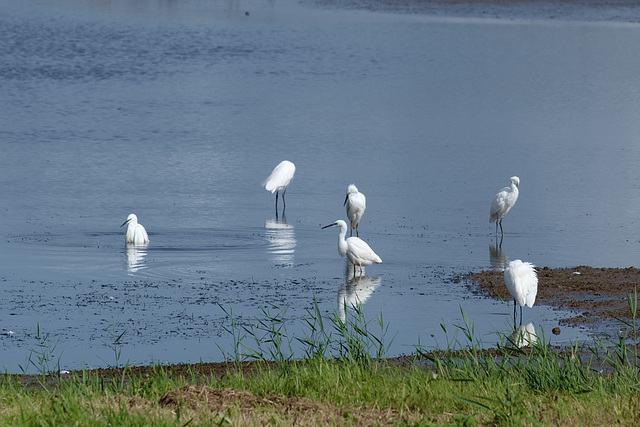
344,184,366,237
490,176,520,236
263,160,295,215
504,259,538,326
121,213,149,245
322,220,381,276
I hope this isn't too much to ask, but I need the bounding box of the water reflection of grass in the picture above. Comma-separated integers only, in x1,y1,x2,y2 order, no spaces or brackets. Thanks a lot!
3,294,640,425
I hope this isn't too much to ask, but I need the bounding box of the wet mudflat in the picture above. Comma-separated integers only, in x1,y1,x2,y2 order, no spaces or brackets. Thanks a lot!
471,266,640,336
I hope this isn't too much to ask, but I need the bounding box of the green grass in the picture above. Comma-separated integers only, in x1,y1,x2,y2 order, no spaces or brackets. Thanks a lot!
1,294,640,425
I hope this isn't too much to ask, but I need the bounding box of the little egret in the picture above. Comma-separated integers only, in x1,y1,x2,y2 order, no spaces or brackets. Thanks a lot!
322,220,381,276
263,160,295,214
344,184,366,237
121,213,149,245
504,259,538,326
490,176,519,236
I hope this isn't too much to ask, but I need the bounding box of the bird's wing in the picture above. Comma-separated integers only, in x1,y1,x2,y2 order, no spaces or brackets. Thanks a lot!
263,168,282,192
135,224,149,244
346,193,366,224
505,261,537,307
490,187,509,222
264,162,296,192
524,264,538,308
352,192,366,209
347,238,382,263
504,262,526,306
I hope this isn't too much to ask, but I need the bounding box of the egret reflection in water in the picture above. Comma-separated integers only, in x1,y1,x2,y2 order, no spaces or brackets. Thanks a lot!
125,243,148,273
337,273,382,322
506,322,537,348
265,216,296,267
489,242,509,271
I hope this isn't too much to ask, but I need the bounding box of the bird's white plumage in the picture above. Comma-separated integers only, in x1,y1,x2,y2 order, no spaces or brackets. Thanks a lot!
263,160,295,194
490,176,520,224
504,259,538,308
322,220,382,268
121,213,149,245
344,184,366,236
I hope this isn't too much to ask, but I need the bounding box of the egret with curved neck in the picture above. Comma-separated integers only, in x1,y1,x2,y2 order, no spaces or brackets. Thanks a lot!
490,176,520,237
121,213,149,246
322,219,381,276
344,184,366,237
263,160,296,216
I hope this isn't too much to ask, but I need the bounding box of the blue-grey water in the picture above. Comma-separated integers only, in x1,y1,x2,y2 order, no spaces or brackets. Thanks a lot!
3,0,640,373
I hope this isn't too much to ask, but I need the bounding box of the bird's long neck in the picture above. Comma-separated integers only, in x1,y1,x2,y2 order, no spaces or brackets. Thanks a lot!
337,228,348,257
126,222,136,242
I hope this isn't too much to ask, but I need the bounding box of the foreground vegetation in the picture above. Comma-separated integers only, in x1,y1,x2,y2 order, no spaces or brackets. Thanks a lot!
1,297,640,426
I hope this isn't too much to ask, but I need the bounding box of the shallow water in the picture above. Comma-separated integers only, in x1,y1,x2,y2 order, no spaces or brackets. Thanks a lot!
2,0,640,373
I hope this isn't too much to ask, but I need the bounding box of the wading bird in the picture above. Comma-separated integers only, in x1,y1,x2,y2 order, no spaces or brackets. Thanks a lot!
503,259,538,327
344,184,366,237
263,160,295,215
121,213,149,245
490,176,520,236
322,220,381,276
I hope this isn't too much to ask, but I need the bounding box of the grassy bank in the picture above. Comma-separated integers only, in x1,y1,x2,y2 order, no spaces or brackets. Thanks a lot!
1,299,639,426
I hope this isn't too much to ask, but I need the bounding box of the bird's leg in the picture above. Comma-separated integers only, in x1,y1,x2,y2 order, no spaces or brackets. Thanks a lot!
355,225,359,237
282,188,287,211
495,221,499,236
499,233,504,247
519,306,523,327
275,191,279,215
513,299,517,330
499,219,504,236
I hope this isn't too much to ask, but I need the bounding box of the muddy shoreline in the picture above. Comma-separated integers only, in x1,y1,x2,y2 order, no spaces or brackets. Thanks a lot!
312,0,640,23
468,266,640,335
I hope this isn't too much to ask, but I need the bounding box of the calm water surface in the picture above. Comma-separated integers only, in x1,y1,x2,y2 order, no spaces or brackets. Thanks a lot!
2,0,640,372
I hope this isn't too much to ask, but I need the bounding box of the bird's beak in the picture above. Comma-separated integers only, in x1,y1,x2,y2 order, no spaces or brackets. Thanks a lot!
343,194,349,206
321,222,337,229
120,219,130,228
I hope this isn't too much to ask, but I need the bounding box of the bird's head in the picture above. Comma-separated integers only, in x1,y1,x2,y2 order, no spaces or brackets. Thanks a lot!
121,213,137,228
510,176,520,187
344,184,359,205
322,220,347,230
